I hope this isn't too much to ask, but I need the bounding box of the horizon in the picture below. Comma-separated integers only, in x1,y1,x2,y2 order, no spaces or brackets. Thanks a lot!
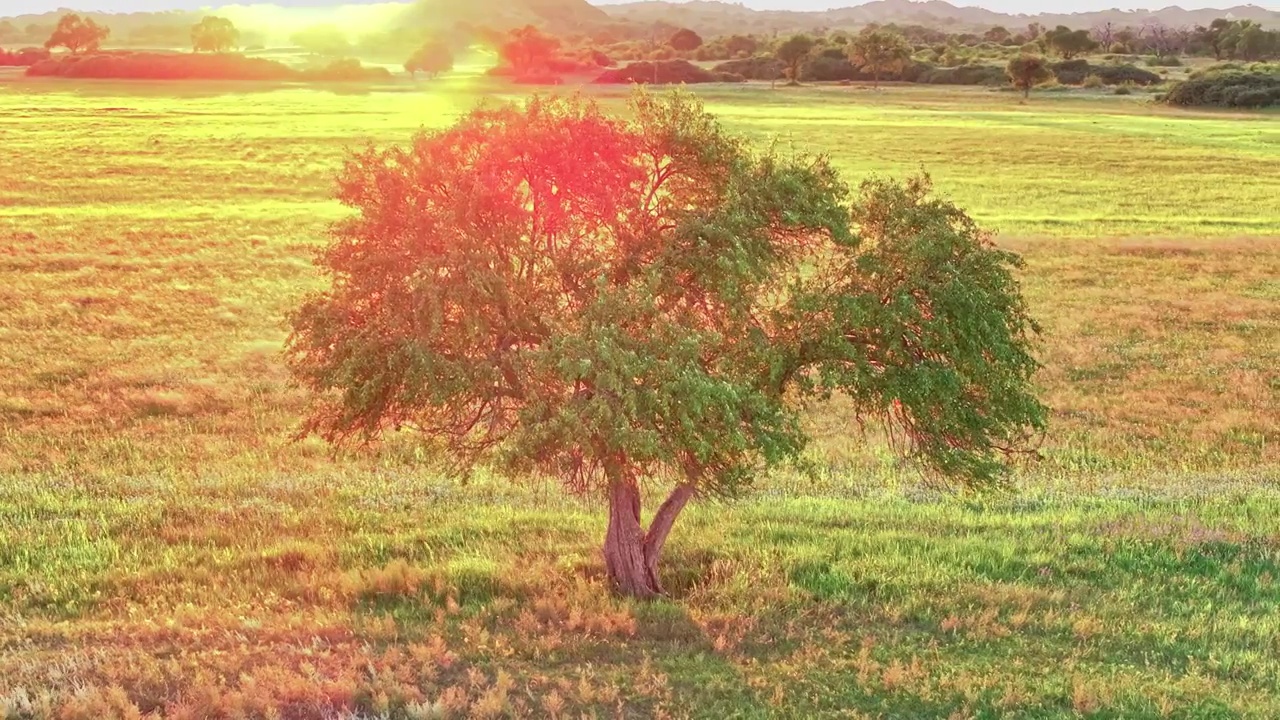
4,0,1276,17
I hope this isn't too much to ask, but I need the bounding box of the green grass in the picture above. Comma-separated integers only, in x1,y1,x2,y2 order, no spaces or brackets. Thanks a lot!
0,79,1277,718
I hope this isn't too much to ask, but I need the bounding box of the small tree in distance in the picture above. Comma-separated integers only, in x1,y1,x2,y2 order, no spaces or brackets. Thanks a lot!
499,25,561,79
1007,54,1052,99
776,34,815,85
405,39,453,79
44,13,110,55
669,28,703,53
848,29,914,89
191,16,239,54
287,91,1047,599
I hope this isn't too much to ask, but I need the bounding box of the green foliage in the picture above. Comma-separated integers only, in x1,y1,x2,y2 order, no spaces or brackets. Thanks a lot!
847,29,914,87
668,27,703,53
43,13,110,54
775,34,816,82
190,16,237,54
712,55,784,81
405,40,454,79
1007,54,1052,97
1145,54,1183,67
1043,26,1098,60
595,59,742,84
918,62,1006,86
1164,65,1280,108
287,91,1045,502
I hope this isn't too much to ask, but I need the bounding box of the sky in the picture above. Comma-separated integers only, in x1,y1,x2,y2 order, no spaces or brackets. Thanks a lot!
3,0,1273,16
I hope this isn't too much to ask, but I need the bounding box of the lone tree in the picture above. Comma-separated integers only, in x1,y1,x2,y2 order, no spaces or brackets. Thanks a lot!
499,25,561,78
286,91,1046,599
1044,25,1098,60
1007,54,1052,99
848,29,914,89
775,34,815,85
405,39,453,79
669,28,703,53
44,13,110,55
191,16,238,53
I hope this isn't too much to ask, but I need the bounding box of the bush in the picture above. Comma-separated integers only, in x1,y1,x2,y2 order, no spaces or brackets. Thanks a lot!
1114,86,1133,95
594,59,742,85
712,56,784,81
301,58,392,83
917,62,1007,86
1164,66,1280,108
26,51,297,80
1052,60,1159,86
1083,74,1104,88
0,47,50,67
1145,55,1183,67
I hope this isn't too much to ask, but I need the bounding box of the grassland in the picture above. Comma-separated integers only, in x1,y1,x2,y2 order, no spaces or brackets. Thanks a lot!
1,79,1278,718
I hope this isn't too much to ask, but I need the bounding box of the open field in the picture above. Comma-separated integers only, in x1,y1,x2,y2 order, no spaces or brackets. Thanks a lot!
1,79,1278,717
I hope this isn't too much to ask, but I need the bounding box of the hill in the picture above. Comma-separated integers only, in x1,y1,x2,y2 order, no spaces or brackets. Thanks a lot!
600,1,1280,35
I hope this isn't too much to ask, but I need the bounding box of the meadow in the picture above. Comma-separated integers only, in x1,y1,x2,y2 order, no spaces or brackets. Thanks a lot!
1,77,1278,718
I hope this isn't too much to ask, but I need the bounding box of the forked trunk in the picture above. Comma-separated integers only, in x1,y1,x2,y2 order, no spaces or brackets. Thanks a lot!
602,478,696,599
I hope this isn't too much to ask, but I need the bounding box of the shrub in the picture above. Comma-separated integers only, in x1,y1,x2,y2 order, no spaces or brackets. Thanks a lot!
23,50,391,83
712,56,784,81
1083,74,1104,88
1163,66,1280,108
1114,86,1133,95
594,59,742,85
1052,60,1159,86
1145,55,1183,67
301,58,392,83
918,62,1007,86
0,46,50,66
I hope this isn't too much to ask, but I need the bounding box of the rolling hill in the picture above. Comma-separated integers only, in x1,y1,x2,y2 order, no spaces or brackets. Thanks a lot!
600,0,1280,34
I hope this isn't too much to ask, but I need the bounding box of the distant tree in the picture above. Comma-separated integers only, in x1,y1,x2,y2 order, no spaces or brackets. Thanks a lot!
1113,27,1138,53
499,25,561,77
286,91,1047,599
290,25,351,57
1007,54,1052,99
1139,21,1179,58
405,39,453,79
1091,22,1115,49
724,34,758,57
668,28,702,53
847,29,913,88
775,34,815,85
0,20,18,43
1044,25,1098,60
1195,19,1232,60
190,16,238,53
984,26,1011,44
1229,22,1278,61
44,13,110,55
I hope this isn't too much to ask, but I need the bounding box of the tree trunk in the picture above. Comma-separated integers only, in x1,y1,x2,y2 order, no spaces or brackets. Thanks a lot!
1023,85,1031,99
602,477,696,599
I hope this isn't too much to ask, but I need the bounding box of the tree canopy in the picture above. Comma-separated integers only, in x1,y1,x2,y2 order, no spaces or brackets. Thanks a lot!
669,28,703,53
44,13,110,55
190,16,238,54
499,25,561,78
287,91,1046,598
1007,54,1052,98
1044,26,1098,59
405,40,454,78
848,29,914,88
776,34,815,84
